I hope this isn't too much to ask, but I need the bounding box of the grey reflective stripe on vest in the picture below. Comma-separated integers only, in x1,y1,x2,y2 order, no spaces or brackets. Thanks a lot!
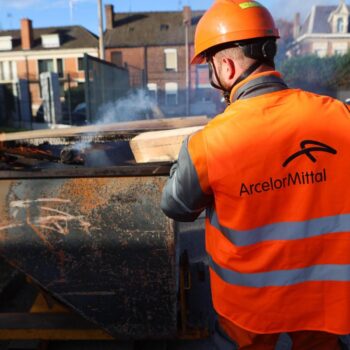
209,209,350,247
232,75,288,102
208,255,350,287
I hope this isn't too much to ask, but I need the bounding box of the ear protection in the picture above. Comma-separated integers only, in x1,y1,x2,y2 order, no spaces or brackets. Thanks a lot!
240,39,277,62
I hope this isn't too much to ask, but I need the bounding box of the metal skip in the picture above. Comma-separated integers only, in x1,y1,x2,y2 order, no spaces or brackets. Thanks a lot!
0,175,177,339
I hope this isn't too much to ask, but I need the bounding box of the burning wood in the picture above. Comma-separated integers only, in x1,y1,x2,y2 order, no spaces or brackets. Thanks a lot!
60,147,86,165
0,143,59,162
0,117,210,168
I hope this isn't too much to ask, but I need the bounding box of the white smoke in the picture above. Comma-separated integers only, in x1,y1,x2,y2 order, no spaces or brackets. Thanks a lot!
96,89,160,125
67,89,160,159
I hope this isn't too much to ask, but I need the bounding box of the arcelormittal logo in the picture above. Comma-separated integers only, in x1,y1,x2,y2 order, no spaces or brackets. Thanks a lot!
282,140,337,167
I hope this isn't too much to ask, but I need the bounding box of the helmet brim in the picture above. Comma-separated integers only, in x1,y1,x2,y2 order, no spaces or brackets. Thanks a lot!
190,53,206,65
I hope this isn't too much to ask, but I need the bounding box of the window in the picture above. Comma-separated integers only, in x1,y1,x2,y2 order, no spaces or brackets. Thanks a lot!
6,62,14,80
0,61,16,81
78,57,84,71
333,42,348,56
313,43,327,57
41,34,60,48
164,48,177,71
0,36,12,51
147,83,157,102
38,59,54,75
111,51,123,67
38,59,64,77
314,49,327,57
57,58,64,78
337,17,344,33
165,82,178,105
160,24,169,31
12,61,17,81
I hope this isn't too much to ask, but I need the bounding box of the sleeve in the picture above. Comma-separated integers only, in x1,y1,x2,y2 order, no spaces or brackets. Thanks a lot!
160,131,213,222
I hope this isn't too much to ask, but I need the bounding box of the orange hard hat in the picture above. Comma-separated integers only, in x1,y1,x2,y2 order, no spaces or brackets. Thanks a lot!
191,0,280,64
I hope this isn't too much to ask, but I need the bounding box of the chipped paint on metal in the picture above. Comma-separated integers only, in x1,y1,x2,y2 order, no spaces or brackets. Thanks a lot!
10,198,71,208
0,176,178,338
8,198,92,237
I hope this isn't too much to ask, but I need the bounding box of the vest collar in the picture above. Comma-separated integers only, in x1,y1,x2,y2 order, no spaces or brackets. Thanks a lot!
229,71,288,103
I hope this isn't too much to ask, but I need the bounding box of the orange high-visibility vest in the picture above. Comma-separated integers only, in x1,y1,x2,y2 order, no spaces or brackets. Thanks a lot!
188,82,350,334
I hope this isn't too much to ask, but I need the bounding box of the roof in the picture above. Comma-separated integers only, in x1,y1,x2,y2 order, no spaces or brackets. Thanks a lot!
0,25,98,52
104,11,204,48
300,4,349,35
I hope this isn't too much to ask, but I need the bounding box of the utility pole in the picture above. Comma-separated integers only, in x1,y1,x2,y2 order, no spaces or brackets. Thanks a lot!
183,6,191,116
98,0,105,60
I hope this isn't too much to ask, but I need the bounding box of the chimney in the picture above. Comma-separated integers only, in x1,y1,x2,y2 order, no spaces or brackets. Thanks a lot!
21,18,33,50
183,6,192,25
293,12,301,39
105,4,114,30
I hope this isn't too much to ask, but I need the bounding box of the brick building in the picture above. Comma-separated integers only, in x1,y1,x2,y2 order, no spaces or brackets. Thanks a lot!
289,0,350,57
0,19,98,117
103,5,220,117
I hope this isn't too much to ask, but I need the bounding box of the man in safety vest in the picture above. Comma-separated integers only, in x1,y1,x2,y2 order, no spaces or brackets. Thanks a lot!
160,0,350,349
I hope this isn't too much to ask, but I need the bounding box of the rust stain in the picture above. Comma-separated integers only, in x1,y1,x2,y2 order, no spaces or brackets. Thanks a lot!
0,180,13,223
58,178,112,215
58,176,156,216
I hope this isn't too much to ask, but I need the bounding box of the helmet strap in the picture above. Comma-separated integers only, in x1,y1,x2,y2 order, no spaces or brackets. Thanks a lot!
208,59,225,91
208,58,262,106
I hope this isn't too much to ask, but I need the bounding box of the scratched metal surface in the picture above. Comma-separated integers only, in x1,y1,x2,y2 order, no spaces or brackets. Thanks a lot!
0,176,177,339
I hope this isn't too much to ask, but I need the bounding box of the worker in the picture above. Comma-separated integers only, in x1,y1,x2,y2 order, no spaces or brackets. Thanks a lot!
160,0,350,349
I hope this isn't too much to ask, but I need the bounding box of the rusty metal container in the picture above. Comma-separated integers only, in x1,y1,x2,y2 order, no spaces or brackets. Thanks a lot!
0,130,186,339
0,172,178,338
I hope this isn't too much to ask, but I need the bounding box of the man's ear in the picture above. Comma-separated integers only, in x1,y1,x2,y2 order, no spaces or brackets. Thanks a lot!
222,57,235,80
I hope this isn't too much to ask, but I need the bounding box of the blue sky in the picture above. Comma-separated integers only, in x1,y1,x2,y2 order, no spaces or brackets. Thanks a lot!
0,0,342,34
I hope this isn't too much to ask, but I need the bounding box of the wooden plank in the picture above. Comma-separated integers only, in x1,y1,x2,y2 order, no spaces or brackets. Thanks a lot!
130,126,204,163
0,116,208,143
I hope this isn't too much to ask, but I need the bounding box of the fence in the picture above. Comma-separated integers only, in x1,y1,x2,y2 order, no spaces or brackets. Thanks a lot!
0,55,134,129
0,81,32,129
84,54,130,123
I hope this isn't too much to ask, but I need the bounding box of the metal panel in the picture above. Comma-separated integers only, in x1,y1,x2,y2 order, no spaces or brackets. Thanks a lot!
0,176,177,339
84,54,130,123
